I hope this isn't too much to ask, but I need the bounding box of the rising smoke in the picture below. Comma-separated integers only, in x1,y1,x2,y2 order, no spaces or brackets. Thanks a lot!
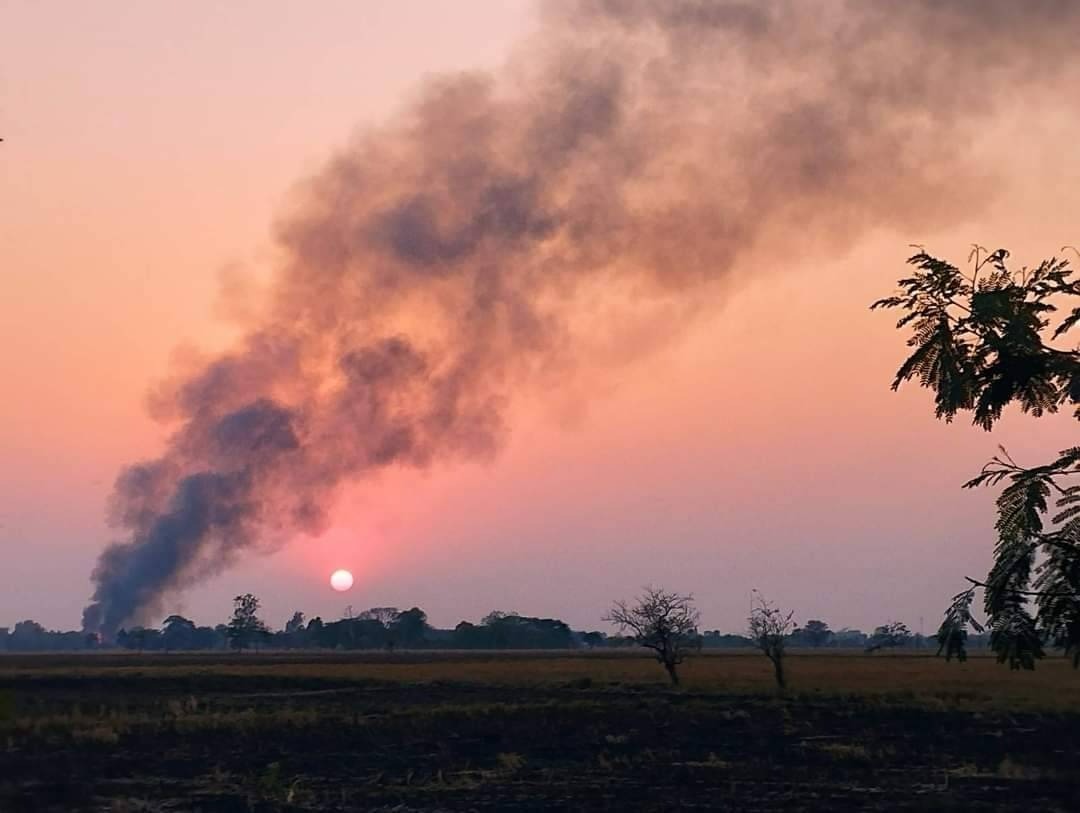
83,0,1080,636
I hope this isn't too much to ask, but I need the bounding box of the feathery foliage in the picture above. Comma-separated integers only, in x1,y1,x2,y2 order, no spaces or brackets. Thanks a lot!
874,247,1080,668
936,589,982,662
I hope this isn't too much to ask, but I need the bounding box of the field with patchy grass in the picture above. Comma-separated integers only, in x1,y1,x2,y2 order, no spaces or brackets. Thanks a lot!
2,650,1078,811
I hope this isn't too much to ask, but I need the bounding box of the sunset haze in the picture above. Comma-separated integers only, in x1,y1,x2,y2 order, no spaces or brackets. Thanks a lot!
2,0,1079,637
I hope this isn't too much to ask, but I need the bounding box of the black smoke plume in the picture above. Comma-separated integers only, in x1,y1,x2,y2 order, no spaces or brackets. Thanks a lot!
83,0,1080,636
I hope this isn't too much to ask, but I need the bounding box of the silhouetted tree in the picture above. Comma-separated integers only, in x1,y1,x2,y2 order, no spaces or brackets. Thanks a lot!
119,626,162,652
277,611,306,649
358,607,401,649
193,625,223,650
867,621,912,652
606,587,700,686
833,628,868,648
161,615,196,652
451,621,483,648
580,631,607,648
701,631,753,648
875,247,1080,668
481,610,518,625
748,592,795,690
213,624,230,649
10,620,47,651
392,607,429,648
227,594,268,652
799,619,833,648
480,611,516,648
285,611,306,634
451,613,573,650
0,621,90,652
359,607,400,626
937,591,981,662
306,617,324,645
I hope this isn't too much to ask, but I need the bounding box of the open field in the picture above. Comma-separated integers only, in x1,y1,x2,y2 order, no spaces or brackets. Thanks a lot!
2,650,1078,811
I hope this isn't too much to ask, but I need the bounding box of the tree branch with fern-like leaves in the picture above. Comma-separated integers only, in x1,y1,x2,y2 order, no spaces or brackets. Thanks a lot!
875,247,1080,669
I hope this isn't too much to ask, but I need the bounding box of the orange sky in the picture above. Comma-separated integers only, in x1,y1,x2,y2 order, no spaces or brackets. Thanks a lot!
2,2,1078,633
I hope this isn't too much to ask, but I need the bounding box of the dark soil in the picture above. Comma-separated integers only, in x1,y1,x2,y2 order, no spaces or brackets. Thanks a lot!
1,660,1077,811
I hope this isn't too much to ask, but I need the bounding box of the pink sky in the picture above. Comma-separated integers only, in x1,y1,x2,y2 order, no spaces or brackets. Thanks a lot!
2,2,1078,634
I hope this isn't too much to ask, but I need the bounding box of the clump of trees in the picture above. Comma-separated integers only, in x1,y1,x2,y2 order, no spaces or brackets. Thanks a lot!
0,620,96,652
161,615,222,651
606,587,701,685
796,620,834,648
302,607,433,650
453,611,574,650
747,592,795,690
874,246,1080,668
1,606,949,654
3,596,945,656
44,603,584,653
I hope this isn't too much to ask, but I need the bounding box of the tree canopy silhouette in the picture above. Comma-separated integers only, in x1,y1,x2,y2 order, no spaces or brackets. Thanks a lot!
606,587,700,685
747,592,794,690
873,246,1080,669
226,594,269,652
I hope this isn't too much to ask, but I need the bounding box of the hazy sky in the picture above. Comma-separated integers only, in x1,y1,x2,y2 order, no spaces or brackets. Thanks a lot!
2,1,1079,635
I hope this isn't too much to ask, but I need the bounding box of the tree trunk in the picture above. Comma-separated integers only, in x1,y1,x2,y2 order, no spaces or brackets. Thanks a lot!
663,659,680,686
770,653,786,690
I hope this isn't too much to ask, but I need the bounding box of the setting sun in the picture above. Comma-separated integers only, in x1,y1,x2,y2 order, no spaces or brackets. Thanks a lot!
329,569,353,592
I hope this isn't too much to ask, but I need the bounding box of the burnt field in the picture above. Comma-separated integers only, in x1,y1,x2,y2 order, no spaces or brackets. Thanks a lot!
1,651,1078,811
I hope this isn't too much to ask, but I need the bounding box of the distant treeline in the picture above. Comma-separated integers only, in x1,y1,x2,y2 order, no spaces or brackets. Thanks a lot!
0,607,986,653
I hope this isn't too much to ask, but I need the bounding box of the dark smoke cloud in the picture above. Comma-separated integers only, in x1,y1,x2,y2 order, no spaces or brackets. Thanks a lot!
83,0,1080,635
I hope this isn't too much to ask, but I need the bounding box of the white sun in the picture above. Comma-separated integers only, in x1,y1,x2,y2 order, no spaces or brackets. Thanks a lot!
329,569,354,592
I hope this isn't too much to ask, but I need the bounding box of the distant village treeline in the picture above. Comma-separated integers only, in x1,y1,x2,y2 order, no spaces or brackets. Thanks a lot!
0,600,983,653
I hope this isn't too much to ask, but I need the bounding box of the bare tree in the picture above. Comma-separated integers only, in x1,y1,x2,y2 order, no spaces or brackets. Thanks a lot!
748,591,795,690
606,587,700,686
358,607,401,627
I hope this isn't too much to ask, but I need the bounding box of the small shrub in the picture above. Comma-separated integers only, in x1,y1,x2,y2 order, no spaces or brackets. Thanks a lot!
818,743,871,763
496,752,526,773
997,756,1044,779
73,724,120,745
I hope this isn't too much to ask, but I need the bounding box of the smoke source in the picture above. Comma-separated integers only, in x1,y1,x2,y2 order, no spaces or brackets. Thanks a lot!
83,0,1080,636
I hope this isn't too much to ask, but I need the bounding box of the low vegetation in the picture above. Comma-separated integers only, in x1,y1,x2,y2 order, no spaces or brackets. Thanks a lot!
2,650,1078,811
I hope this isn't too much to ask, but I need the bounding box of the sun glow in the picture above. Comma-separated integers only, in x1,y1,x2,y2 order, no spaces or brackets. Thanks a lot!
329,569,354,592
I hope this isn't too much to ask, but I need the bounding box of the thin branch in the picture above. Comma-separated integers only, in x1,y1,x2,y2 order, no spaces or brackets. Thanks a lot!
965,576,1080,599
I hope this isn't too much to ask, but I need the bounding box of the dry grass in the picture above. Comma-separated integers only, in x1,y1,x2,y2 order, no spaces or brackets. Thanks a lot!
2,651,1078,811
2,650,1076,711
